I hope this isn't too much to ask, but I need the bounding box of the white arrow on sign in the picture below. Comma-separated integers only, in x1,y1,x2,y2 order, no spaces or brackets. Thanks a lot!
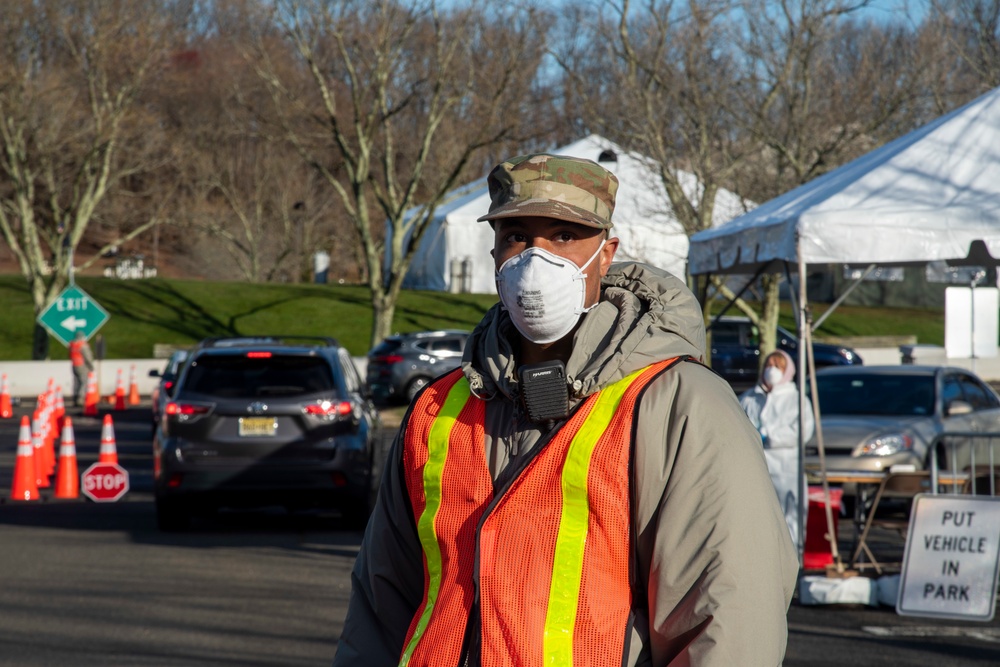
60,316,87,331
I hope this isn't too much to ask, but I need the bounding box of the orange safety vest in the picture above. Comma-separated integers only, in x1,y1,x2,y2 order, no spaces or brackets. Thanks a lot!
69,340,86,367
399,358,678,667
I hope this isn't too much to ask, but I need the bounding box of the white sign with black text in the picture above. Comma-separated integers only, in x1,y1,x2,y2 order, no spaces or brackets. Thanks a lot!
897,494,1000,621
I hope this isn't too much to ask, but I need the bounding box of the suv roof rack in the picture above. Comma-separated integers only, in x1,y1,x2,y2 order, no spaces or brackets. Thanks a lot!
195,335,340,349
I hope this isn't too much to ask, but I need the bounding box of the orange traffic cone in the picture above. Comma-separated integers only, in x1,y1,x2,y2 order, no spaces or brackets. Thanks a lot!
55,416,79,499
83,371,99,417
0,373,12,419
10,416,39,501
32,416,49,489
99,414,119,464
47,391,59,469
114,369,126,411
128,364,140,405
39,404,56,479
53,386,66,427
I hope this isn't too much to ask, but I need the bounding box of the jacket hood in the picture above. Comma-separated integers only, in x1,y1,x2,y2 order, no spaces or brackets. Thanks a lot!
462,262,706,401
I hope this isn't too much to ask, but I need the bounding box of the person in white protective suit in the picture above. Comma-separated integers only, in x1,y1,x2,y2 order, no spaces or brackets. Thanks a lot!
739,349,815,547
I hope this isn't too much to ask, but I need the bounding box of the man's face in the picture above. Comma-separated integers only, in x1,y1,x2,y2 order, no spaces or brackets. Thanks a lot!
492,216,619,308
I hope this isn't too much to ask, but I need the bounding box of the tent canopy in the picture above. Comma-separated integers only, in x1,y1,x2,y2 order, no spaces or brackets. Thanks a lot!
403,135,750,293
688,86,1000,276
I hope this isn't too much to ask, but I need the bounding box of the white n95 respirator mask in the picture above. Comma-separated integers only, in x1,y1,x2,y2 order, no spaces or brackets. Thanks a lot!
495,240,605,344
763,366,784,389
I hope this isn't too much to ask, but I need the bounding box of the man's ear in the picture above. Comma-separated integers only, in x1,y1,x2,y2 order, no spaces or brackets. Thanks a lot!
599,236,619,275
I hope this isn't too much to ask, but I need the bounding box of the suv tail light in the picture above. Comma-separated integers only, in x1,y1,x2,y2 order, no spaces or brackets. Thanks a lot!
165,402,212,417
374,354,404,364
302,400,355,420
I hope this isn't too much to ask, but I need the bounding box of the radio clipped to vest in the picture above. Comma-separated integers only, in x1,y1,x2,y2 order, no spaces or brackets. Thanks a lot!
518,360,569,422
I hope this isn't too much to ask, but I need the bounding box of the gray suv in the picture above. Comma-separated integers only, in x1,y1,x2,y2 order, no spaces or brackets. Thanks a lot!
366,330,470,404
152,336,381,531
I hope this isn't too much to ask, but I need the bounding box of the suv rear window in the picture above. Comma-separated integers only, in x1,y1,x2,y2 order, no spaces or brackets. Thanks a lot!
183,355,336,398
370,339,403,356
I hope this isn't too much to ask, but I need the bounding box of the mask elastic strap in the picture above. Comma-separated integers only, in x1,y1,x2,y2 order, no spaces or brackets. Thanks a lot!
574,238,607,315
578,238,606,277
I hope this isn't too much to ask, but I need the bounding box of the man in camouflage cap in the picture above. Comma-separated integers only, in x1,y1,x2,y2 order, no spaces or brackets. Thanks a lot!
335,152,797,667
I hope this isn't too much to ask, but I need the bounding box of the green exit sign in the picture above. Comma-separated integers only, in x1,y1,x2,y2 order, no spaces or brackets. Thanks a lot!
37,285,110,347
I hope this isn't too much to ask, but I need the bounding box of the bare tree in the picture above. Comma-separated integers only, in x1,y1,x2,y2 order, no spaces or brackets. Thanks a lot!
929,0,1000,90
728,0,932,356
556,0,935,362
0,1,182,358
554,0,760,358
249,0,552,347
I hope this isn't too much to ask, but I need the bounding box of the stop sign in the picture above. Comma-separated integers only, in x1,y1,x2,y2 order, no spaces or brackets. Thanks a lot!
81,462,129,503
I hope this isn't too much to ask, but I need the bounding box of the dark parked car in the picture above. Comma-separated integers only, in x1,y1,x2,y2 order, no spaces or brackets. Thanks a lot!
152,336,381,531
709,315,862,392
366,330,470,404
148,348,190,434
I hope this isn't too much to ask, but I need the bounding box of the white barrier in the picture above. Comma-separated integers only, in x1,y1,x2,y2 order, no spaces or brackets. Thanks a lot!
0,357,371,398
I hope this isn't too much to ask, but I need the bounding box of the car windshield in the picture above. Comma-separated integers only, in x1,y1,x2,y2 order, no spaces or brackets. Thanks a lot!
183,355,336,398
815,374,935,417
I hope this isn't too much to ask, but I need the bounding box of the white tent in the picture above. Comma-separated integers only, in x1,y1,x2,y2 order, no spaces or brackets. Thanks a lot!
689,86,1000,276
687,85,1000,572
403,135,750,293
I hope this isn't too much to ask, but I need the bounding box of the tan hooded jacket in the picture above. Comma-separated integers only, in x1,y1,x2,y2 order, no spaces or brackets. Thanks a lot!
334,262,798,666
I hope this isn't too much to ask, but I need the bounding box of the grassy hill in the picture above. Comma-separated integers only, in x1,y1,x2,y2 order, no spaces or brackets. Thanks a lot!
0,275,945,360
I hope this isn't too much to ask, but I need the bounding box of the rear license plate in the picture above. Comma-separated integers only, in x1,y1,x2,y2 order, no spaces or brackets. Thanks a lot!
239,417,277,437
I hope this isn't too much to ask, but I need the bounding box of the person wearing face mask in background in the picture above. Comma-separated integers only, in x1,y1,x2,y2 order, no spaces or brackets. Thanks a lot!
740,349,815,549
334,153,797,667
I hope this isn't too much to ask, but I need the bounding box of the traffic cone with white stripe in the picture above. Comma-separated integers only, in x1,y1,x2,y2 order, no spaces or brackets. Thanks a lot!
114,369,126,411
53,386,66,428
99,414,118,464
10,416,39,501
32,416,49,489
38,401,56,479
0,373,12,419
55,416,79,499
83,371,99,417
128,364,140,405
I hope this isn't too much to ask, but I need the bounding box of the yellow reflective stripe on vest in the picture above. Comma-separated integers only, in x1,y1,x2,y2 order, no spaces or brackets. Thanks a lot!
399,378,472,667
543,367,646,664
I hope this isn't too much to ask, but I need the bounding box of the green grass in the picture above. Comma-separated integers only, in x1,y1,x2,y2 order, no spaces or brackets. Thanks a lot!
0,276,499,360
768,302,944,346
0,274,945,360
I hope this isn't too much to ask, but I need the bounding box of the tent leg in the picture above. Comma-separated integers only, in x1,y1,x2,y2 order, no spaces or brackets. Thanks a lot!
799,252,845,574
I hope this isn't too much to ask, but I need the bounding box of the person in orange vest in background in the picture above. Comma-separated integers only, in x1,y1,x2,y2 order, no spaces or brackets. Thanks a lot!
333,154,797,666
68,331,95,408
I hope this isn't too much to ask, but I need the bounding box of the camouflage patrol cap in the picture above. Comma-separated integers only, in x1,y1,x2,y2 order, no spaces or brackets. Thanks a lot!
477,153,618,229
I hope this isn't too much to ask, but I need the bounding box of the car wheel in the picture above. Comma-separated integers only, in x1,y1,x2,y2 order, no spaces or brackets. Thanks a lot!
156,498,190,532
405,376,430,403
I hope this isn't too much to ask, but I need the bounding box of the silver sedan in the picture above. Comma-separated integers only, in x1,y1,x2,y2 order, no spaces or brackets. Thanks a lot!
806,365,1000,476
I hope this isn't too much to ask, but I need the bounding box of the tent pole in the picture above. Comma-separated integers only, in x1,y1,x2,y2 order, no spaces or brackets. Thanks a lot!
799,251,845,574
796,254,808,569
784,261,802,567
